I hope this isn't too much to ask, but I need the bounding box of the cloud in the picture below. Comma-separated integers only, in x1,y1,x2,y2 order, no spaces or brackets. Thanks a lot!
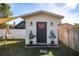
37,3,79,24
8,3,79,24
65,0,78,9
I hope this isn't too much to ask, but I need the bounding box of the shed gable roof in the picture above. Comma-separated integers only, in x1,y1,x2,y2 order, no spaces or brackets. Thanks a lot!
20,10,64,19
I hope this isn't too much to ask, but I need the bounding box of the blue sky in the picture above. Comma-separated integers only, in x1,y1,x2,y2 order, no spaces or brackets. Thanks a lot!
7,3,79,25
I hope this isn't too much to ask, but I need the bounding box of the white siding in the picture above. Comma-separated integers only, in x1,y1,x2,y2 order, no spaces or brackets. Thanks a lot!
24,13,61,45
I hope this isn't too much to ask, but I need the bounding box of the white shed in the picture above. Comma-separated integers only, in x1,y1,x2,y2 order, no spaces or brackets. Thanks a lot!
20,10,64,48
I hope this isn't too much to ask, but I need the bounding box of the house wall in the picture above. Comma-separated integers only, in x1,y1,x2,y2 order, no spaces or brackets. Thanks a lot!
24,13,61,45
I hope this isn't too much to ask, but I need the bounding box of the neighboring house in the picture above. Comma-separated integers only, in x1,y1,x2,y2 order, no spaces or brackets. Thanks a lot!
15,21,25,29
20,10,64,48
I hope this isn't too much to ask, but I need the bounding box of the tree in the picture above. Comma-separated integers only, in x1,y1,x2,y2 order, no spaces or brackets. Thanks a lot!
0,23,9,29
0,3,13,29
74,24,79,29
0,3,13,18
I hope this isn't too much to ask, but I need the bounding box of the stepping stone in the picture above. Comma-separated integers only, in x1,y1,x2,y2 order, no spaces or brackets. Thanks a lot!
40,49,47,53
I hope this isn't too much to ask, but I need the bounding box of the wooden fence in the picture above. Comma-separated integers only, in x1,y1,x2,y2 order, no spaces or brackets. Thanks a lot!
59,28,79,52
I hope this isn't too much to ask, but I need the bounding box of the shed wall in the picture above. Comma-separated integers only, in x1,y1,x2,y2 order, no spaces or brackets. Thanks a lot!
25,13,61,45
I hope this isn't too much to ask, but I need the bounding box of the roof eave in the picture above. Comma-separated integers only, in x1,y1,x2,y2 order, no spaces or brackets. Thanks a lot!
19,10,64,19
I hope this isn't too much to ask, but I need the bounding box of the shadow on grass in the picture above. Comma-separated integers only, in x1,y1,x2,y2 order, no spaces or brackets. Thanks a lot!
0,40,79,56
0,39,40,56
46,42,79,56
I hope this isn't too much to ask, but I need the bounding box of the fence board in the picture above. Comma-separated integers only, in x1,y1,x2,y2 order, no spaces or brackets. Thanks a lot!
59,28,79,52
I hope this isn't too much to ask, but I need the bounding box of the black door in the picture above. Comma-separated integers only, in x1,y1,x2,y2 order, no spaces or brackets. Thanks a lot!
37,22,47,43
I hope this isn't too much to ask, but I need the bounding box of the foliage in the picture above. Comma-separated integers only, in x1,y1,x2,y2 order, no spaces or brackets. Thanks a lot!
29,30,36,39
0,23,12,29
49,30,56,39
0,3,13,18
0,3,13,29
74,24,79,29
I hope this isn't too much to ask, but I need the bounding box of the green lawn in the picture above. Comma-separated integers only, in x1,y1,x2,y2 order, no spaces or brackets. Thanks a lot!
0,39,79,56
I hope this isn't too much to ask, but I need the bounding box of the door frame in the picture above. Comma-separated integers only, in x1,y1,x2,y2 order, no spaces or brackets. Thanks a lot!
36,22,47,44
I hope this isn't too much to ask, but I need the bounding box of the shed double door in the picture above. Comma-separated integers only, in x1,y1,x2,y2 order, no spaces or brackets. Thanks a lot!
37,22,47,43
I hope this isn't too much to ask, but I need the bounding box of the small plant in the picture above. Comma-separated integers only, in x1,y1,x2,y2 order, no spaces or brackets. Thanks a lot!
29,30,36,40
49,30,56,39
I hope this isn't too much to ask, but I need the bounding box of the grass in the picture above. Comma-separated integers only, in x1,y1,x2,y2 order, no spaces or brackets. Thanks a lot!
0,39,79,56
